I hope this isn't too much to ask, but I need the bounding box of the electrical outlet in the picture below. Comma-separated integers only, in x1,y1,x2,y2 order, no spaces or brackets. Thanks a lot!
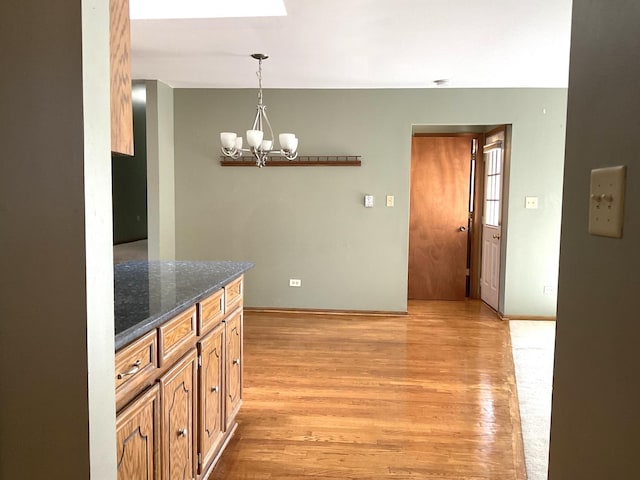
543,285,556,296
289,279,301,287
525,196,539,209
364,195,374,208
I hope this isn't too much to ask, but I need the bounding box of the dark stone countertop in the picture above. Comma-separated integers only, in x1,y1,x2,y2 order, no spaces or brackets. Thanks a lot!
114,260,254,350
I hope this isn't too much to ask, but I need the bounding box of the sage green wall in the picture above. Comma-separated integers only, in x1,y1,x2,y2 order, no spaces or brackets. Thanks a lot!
174,88,566,315
549,1,640,477
0,0,116,477
147,80,176,260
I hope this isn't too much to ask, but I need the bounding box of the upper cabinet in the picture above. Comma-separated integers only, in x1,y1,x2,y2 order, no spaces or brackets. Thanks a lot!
110,0,134,156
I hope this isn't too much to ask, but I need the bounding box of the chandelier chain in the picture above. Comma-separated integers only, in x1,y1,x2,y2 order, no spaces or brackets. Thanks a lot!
256,58,263,105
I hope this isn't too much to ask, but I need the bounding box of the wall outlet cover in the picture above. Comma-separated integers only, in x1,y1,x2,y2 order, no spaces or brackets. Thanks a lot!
588,165,626,238
364,195,374,208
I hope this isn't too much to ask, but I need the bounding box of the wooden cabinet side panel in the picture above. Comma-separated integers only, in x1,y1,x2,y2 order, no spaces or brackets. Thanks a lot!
116,385,160,480
225,310,243,430
109,0,133,155
198,324,225,473
224,276,243,312
160,352,197,480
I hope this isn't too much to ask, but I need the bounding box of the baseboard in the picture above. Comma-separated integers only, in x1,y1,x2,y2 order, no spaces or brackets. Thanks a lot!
501,314,556,321
244,307,408,317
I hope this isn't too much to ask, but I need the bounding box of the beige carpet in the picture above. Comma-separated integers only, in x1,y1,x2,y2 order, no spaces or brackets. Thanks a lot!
510,320,556,480
113,239,148,264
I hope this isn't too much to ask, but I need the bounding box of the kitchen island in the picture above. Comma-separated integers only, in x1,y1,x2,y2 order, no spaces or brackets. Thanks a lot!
114,260,253,480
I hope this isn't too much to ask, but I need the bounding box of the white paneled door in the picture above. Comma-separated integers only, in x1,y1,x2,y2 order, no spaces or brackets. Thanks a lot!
480,134,504,311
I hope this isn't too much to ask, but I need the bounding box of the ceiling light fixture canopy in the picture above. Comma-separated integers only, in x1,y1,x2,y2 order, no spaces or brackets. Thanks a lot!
220,54,298,167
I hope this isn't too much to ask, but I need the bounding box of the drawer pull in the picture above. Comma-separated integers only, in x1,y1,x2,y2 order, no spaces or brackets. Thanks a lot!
211,386,219,393
232,358,240,365
117,360,141,379
177,428,188,437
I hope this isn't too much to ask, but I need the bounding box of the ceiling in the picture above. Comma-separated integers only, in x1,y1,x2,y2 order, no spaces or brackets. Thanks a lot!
131,0,573,89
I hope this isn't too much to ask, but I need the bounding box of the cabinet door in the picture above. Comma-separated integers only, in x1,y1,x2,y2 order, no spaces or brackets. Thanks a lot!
198,323,225,473
160,351,196,480
116,385,160,480
109,0,134,155
225,309,243,429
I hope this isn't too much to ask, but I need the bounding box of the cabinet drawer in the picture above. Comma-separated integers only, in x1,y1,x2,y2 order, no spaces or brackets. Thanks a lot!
199,289,224,336
158,307,197,367
224,275,243,312
115,330,157,408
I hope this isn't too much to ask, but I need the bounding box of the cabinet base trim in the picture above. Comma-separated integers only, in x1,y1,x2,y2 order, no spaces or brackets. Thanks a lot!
200,422,238,480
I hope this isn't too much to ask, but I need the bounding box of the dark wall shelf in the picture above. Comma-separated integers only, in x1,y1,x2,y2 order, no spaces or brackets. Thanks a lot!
220,155,362,167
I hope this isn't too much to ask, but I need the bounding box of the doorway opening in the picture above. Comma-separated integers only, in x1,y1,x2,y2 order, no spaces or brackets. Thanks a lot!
408,125,510,309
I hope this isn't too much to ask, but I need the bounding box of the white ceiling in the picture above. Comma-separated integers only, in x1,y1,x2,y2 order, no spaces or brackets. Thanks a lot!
131,0,573,89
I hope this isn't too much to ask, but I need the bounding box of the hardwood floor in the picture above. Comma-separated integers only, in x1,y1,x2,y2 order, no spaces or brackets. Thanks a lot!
209,300,525,479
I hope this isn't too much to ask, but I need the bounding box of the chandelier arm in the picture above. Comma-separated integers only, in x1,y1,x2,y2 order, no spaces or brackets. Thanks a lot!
284,150,298,161
251,106,261,131
261,107,275,149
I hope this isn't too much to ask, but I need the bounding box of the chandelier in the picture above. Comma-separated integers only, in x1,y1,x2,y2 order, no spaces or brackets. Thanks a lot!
220,54,299,167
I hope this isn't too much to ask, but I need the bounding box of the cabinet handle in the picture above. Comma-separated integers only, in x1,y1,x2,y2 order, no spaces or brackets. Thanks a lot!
211,386,219,393
177,428,188,437
232,359,240,365
117,360,141,379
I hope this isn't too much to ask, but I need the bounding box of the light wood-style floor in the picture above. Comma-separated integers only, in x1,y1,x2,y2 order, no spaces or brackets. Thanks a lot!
210,300,525,479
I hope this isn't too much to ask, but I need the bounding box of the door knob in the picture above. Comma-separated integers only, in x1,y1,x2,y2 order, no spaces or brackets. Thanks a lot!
459,226,467,232
493,234,501,239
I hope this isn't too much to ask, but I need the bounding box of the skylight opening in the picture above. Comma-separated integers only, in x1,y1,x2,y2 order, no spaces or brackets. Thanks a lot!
130,0,287,20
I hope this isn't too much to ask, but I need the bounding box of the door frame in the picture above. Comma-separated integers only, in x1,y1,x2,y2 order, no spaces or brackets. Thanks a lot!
412,132,485,299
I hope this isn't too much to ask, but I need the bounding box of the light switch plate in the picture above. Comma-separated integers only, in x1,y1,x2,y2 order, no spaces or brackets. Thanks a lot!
588,165,626,238
386,195,394,207
364,195,374,208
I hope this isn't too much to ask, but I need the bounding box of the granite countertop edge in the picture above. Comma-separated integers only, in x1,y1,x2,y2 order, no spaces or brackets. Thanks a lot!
114,261,254,350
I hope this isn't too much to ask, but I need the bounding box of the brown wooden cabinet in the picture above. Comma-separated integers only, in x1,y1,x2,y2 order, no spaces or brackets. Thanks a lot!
109,0,134,155
197,323,225,473
116,385,160,480
225,308,243,430
160,351,197,480
116,275,246,480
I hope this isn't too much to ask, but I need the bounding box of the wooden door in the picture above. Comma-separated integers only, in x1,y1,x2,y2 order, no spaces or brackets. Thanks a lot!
408,136,472,300
225,310,243,430
161,351,197,480
116,385,160,480
198,323,225,474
